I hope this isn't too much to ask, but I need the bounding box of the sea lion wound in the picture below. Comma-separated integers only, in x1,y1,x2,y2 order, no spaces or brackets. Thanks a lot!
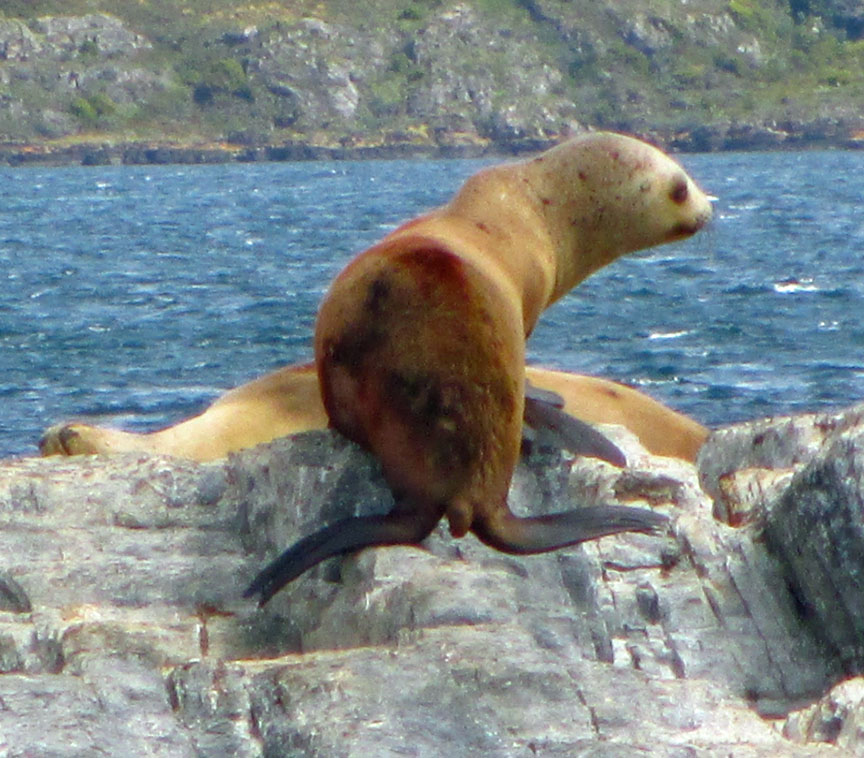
241,131,712,605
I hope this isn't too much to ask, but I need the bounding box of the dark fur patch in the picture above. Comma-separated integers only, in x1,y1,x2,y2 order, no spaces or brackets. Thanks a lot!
384,370,478,470
325,275,395,372
325,325,386,375
364,277,391,316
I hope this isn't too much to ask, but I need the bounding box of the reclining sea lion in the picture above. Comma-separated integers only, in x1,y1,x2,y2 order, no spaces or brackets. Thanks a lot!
40,363,706,462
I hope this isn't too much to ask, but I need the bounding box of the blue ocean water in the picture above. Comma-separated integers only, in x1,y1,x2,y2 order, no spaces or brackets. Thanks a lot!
2,149,864,459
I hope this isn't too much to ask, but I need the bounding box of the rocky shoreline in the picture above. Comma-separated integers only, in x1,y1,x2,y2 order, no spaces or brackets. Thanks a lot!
2,121,864,168
3,6,864,168
0,137,529,168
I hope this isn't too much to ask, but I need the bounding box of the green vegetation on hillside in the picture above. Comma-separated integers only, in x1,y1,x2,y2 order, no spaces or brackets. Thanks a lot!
0,0,862,149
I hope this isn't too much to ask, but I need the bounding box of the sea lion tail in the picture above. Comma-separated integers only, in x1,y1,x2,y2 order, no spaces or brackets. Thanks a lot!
472,505,668,555
244,505,442,606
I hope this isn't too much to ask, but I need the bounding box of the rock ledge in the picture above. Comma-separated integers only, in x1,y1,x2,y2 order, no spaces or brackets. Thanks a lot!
3,405,864,756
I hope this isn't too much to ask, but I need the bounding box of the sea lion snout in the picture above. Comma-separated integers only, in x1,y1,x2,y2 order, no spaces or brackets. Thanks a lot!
667,208,712,241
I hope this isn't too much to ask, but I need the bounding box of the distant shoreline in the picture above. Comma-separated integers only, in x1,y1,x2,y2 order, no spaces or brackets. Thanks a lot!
2,129,863,167
0,139,534,168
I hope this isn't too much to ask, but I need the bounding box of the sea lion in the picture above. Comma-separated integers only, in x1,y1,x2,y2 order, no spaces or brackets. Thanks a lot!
40,363,706,462
245,131,712,605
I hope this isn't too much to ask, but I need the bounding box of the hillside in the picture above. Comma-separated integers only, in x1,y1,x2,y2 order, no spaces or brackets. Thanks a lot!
0,0,863,162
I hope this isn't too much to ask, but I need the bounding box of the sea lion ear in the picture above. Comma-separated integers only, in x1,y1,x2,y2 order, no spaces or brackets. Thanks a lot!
523,383,627,468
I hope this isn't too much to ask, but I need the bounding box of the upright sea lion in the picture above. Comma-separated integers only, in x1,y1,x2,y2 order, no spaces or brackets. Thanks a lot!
245,132,712,605
40,363,706,462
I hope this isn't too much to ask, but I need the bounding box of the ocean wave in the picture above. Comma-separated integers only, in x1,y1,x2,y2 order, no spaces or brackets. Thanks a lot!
773,277,819,293
648,330,690,340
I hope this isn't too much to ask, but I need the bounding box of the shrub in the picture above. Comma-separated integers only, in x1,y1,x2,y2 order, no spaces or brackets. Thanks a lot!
192,57,253,105
69,93,119,126
88,92,116,117
78,38,99,57
70,96,98,123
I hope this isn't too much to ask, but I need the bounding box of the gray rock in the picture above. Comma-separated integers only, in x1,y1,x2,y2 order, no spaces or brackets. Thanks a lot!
698,402,864,524
0,19,44,62
32,14,152,59
763,424,864,671
618,12,676,57
250,18,387,128
3,407,864,755
406,4,577,141
784,677,864,750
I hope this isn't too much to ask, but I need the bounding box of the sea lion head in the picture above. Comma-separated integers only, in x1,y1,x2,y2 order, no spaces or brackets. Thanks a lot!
524,131,714,301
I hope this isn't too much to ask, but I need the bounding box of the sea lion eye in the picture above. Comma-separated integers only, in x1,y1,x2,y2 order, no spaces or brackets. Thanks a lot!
669,178,689,205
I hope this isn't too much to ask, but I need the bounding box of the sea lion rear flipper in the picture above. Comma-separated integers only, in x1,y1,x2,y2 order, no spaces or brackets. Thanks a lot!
473,505,668,555
243,505,442,606
523,392,627,467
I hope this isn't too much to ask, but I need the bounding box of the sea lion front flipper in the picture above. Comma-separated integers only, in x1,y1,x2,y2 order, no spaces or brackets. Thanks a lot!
244,504,443,606
523,391,627,467
473,505,668,555
524,380,565,409
40,423,108,456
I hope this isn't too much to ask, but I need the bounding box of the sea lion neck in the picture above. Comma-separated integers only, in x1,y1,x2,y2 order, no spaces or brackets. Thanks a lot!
439,165,559,335
517,136,632,305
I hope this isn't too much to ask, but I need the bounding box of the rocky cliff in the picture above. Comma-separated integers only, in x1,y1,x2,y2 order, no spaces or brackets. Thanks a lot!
1,1,863,162
4,403,864,755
